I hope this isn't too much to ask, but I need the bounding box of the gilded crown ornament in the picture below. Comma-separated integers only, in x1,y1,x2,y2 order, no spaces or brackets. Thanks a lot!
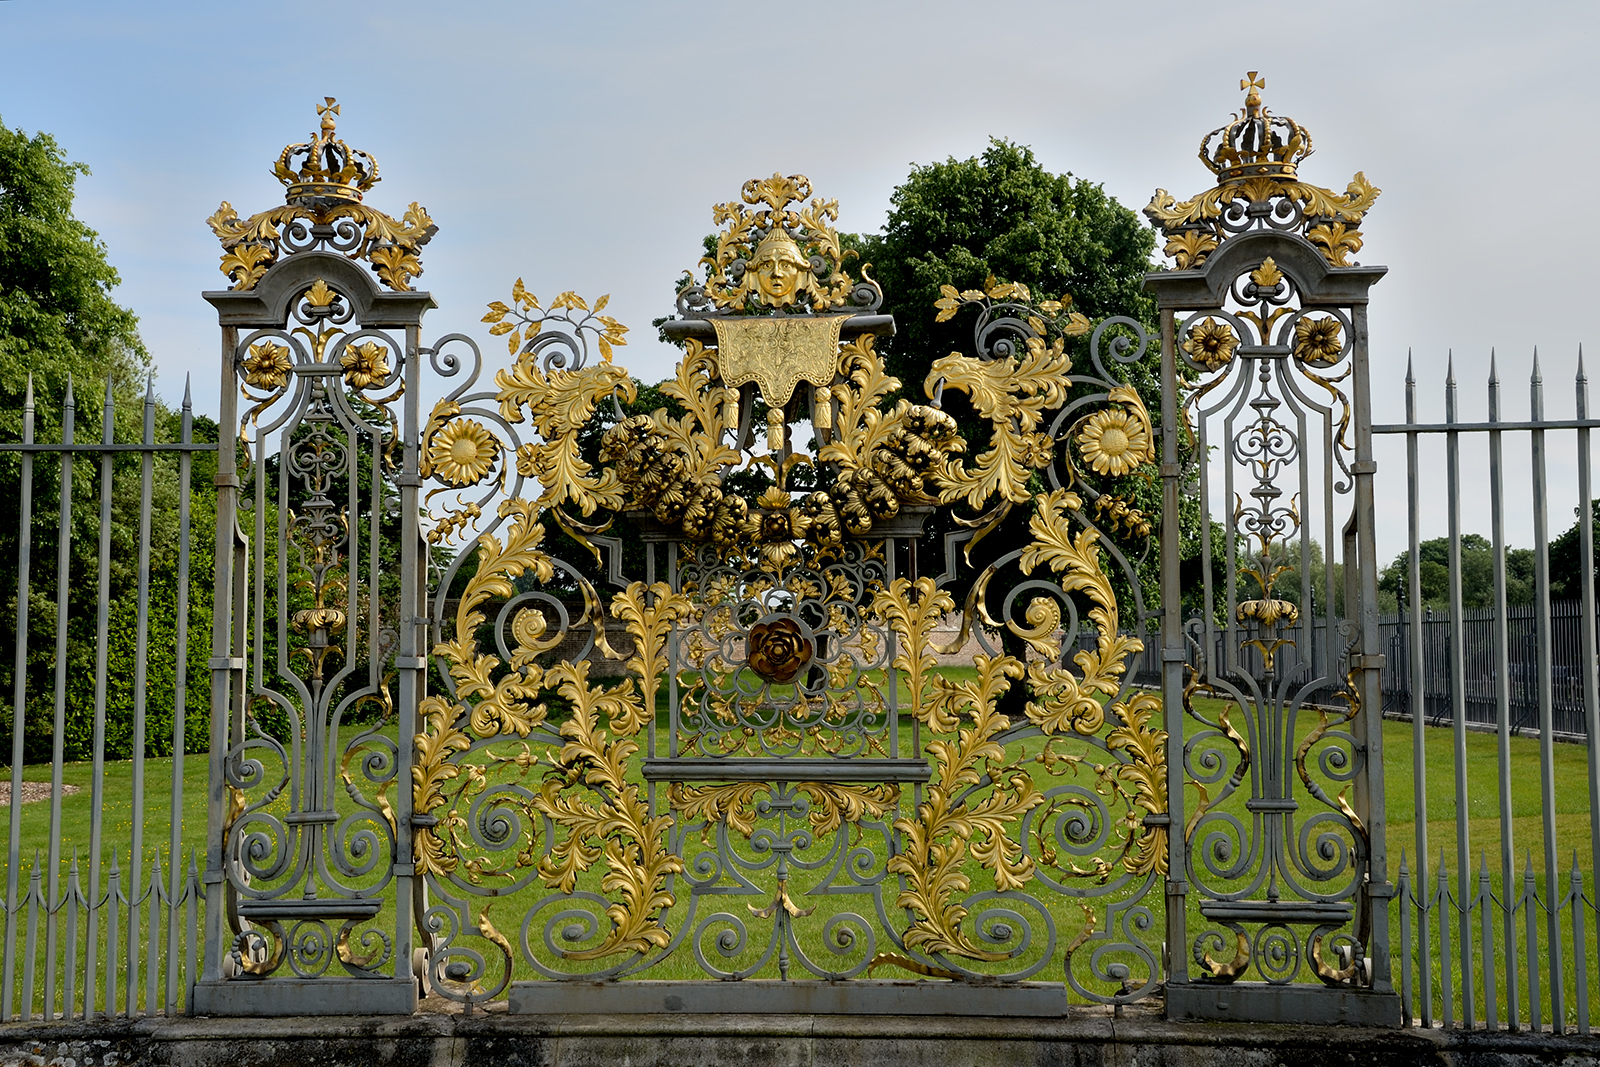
274,97,380,205
1145,74,1379,270
1201,72,1312,182
207,98,435,292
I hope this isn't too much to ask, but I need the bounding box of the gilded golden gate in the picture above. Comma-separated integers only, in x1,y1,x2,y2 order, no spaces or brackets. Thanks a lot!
190,78,1396,1024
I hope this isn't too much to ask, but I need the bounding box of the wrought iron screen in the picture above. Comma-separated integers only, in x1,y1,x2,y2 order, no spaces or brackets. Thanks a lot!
161,81,1394,1022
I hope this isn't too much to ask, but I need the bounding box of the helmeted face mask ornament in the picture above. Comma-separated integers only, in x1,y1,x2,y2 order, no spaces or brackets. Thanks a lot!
749,228,807,307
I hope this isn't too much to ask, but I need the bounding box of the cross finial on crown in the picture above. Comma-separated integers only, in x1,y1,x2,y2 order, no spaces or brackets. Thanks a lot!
1241,72,1265,110
316,97,340,130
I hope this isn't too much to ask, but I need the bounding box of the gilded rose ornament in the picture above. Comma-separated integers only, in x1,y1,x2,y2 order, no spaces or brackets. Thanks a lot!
746,617,814,684
1183,317,1239,373
242,341,293,390
341,341,391,388
1293,315,1343,367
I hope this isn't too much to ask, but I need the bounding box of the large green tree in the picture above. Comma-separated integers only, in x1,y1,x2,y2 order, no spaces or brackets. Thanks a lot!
850,139,1174,620
856,138,1158,403
0,117,212,761
0,118,147,439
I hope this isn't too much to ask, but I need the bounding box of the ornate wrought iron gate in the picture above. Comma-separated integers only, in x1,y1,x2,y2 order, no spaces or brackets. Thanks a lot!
191,79,1398,1022
1145,72,1395,1024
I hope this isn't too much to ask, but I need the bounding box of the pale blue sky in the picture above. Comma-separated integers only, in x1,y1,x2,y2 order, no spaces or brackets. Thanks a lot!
1,0,1595,557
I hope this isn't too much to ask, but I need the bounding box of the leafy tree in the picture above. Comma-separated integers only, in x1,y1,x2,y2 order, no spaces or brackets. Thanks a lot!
855,138,1158,407
850,139,1173,632
1549,500,1600,603
0,116,148,442
1378,534,1535,612
0,116,214,761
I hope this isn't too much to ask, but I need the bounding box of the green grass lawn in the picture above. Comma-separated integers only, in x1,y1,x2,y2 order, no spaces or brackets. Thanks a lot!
0,674,1595,1023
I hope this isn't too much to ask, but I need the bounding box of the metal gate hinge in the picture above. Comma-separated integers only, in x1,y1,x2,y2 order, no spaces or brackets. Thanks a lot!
1351,461,1378,474
1350,653,1386,670
1161,649,1189,662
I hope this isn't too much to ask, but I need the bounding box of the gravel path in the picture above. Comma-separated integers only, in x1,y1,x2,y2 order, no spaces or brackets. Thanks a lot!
0,782,80,805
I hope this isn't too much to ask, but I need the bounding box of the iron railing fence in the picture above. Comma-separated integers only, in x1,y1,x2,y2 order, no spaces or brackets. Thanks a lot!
4,357,1600,1031
1379,603,1598,739
1374,352,1600,1033
0,377,214,1022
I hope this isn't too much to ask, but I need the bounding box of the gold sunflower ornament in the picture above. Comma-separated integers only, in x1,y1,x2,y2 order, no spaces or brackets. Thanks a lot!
1183,317,1239,372
1293,315,1343,367
427,419,498,487
1078,409,1152,477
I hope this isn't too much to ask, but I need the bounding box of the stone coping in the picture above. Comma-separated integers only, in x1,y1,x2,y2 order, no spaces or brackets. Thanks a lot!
3,1004,1600,1066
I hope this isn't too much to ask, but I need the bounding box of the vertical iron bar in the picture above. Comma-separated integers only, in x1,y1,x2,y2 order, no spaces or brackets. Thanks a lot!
1482,853,1498,1029
1576,347,1600,1034
203,327,241,983
1444,357,1476,1024
1405,355,1433,1024
1530,352,1566,1031
393,324,423,989
166,379,193,1016
1350,301,1393,994
83,379,115,1020
1489,352,1519,1028
1158,305,1189,991
43,380,74,1019
3,377,35,1021
125,379,155,1016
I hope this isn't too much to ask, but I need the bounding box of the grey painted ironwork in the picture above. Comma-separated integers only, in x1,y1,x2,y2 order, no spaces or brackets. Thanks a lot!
12,93,1600,1033
188,249,434,1015
1149,230,1397,1025
1376,350,1600,1030
0,376,210,1020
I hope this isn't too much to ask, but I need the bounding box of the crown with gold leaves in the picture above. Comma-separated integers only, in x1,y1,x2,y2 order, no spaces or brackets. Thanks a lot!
1199,73,1313,182
272,98,380,206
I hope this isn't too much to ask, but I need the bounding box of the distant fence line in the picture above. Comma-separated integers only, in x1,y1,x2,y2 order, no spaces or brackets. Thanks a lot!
1086,605,1596,740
